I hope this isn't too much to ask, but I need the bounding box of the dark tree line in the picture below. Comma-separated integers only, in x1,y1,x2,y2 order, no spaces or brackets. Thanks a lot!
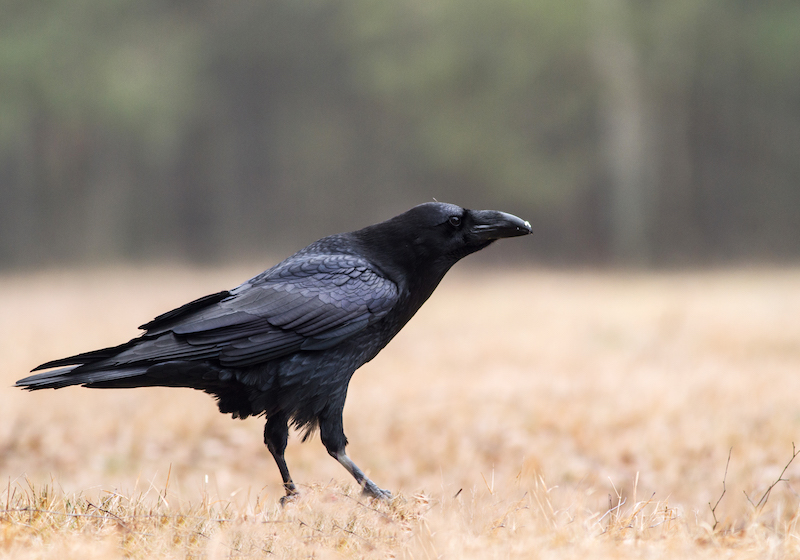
1,0,798,267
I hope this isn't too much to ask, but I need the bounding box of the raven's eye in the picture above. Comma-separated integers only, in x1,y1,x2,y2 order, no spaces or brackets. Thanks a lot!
448,216,462,227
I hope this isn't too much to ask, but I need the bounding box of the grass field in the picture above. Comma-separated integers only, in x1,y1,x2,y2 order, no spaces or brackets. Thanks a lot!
2,265,800,558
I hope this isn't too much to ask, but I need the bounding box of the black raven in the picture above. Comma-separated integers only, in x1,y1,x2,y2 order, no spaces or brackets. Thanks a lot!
17,202,531,500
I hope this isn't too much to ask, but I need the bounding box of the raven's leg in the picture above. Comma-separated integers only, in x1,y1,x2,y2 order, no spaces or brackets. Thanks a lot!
319,412,391,500
264,413,297,502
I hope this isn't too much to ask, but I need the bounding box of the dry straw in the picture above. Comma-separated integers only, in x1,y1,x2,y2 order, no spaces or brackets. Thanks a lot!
2,266,800,558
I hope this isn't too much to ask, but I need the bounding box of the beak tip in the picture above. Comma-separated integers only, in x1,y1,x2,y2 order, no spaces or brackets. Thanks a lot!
472,210,533,239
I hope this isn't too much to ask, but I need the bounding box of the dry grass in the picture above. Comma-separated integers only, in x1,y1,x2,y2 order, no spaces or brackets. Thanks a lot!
2,265,800,558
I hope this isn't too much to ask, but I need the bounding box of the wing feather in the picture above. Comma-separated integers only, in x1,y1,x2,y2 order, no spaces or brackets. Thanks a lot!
139,253,399,367
29,252,400,375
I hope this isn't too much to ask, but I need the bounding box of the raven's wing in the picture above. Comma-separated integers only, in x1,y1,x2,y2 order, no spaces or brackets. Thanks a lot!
33,253,399,373
133,253,399,367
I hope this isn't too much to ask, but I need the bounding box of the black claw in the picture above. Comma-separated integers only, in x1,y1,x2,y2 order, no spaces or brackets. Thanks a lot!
279,491,299,506
362,481,392,501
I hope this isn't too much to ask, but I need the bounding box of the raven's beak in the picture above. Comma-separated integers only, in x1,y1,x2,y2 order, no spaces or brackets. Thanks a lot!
470,210,533,240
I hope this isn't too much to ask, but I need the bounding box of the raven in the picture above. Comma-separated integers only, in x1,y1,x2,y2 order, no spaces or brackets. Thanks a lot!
17,202,531,500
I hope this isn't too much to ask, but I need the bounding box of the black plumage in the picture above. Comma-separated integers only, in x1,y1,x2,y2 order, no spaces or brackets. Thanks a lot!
17,202,531,500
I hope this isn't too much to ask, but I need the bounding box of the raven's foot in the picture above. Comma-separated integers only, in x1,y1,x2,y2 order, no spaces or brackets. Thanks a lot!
279,491,299,506
279,482,299,506
361,479,392,501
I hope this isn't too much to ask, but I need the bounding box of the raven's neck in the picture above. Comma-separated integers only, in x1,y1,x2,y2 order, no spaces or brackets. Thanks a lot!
348,228,458,321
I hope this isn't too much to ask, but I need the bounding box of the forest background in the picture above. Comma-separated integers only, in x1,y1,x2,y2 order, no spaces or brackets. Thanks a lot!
2,0,798,268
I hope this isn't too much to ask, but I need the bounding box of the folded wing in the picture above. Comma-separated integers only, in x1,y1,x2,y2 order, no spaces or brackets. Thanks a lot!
27,253,399,379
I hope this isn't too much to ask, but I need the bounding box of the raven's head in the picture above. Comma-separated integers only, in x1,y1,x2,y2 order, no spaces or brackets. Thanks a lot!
356,202,531,283
400,201,531,260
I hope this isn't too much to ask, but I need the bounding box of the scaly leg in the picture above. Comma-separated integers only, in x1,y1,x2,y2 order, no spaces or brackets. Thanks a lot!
264,413,297,503
319,411,391,500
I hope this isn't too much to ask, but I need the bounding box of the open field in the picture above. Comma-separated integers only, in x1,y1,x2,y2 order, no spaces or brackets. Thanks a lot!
2,265,800,558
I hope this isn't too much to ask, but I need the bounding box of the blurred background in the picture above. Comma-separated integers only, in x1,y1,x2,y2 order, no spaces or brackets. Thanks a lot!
1,0,798,268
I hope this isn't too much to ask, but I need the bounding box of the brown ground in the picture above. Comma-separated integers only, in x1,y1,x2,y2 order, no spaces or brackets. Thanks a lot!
1,265,799,558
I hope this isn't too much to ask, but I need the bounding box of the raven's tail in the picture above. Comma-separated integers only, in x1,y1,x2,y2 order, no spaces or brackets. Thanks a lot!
15,364,151,390
17,331,224,391
16,340,150,390
17,341,259,418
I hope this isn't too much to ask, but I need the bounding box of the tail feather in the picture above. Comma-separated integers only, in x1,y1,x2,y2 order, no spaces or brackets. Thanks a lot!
31,340,137,372
19,336,263,419
17,359,259,419
17,358,228,392
15,366,80,389
16,365,150,390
